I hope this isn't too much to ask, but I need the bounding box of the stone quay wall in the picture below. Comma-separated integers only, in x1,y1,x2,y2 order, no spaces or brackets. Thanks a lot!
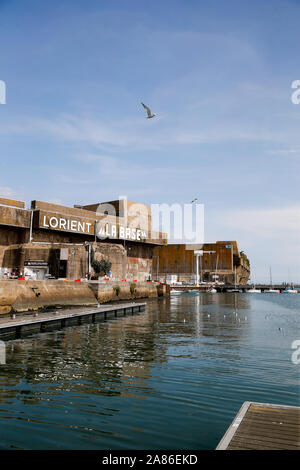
88,281,166,303
0,280,166,315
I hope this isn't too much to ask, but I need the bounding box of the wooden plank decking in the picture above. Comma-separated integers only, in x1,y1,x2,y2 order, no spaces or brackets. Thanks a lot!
0,302,146,340
216,401,300,450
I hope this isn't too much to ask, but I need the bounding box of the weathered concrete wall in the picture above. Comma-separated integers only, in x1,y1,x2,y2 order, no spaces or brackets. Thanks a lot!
0,197,25,209
0,226,28,272
126,243,153,281
31,200,100,219
0,280,166,314
88,281,166,303
0,205,30,228
91,242,126,280
153,242,250,284
153,243,235,274
0,280,97,314
1,241,154,282
91,242,154,281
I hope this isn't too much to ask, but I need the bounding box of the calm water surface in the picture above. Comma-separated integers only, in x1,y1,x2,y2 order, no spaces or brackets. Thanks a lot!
0,293,299,449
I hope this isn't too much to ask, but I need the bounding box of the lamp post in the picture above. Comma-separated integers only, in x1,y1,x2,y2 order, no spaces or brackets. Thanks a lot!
84,242,91,280
194,250,203,286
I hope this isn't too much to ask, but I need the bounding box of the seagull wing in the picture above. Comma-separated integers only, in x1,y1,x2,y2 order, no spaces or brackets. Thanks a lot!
141,102,152,117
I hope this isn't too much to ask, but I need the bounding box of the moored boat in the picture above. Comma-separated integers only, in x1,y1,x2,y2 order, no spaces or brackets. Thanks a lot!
283,288,297,294
207,287,217,293
265,267,280,293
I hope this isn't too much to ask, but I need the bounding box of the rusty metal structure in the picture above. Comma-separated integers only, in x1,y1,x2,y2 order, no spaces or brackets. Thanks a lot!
152,242,250,285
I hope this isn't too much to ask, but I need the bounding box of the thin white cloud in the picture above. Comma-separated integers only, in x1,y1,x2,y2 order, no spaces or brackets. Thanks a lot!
69,153,193,187
220,205,300,237
209,205,300,282
0,109,298,151
53,152,209,202
267,148,299,156
0,186,16,198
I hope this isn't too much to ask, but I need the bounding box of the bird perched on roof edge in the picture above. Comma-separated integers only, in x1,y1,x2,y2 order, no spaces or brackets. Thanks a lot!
141,102,156,119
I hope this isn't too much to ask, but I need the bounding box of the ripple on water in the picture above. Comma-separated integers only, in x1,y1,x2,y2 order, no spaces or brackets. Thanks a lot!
0,293,299,449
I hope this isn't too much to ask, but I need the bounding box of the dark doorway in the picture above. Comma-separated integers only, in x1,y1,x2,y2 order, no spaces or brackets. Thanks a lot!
59,260,67,278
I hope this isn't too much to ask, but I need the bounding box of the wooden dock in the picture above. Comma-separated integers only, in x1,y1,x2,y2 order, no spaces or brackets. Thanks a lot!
216,401,300,450
0,302,146,340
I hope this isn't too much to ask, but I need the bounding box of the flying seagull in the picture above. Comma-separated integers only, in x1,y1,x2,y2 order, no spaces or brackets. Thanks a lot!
141,102,156,119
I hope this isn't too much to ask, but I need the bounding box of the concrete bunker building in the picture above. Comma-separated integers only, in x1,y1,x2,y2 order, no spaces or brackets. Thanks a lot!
152,242,250,285
0,197,167,281
0,197,250,284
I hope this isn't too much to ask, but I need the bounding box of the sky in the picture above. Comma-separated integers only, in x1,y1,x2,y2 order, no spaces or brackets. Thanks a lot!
0,0,299,283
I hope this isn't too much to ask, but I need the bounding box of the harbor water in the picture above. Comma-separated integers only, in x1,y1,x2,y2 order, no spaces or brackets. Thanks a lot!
0,292,299,450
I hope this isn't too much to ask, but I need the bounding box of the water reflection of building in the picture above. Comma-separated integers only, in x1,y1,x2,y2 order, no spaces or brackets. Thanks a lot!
192,293,251,339
0,295,251,405
0,308,168,402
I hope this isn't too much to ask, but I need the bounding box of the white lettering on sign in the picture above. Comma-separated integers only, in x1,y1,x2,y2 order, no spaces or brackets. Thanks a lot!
70,220,76,231
60,219,66,230
42,215,92,234
119,226,124,239
96,223,146,241
49,217,59,228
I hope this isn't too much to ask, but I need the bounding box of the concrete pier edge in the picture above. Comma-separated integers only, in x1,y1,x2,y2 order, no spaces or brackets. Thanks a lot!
0,279,166,315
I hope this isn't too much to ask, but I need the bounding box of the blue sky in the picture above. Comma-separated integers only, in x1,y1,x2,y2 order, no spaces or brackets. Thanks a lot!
0,0,299,283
